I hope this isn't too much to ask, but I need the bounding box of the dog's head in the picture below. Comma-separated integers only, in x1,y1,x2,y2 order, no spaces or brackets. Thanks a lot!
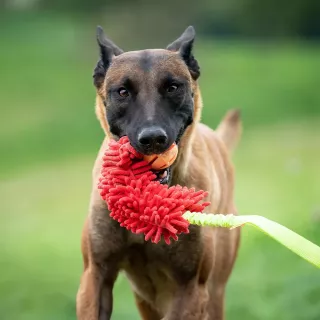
94,26,201,183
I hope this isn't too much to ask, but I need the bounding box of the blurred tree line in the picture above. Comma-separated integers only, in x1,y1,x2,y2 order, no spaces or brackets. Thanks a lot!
1,0,319,41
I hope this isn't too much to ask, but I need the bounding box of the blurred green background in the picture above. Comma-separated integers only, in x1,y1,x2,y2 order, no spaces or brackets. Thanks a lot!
1,0,320,319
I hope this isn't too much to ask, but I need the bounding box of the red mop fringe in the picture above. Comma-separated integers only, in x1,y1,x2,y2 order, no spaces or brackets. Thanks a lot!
98,137,210,244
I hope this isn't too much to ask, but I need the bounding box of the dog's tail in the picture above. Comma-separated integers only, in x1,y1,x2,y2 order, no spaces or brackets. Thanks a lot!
216,109,242,153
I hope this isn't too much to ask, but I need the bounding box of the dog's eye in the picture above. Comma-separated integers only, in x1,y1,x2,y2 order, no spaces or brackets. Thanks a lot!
118,87,129,98
167,84,179,93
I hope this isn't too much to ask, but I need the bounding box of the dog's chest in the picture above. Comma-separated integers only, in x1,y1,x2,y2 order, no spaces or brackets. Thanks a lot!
121,243,176,315
120,226,204,314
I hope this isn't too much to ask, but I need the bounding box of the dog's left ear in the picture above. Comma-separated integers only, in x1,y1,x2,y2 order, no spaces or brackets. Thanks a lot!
167,26,200,80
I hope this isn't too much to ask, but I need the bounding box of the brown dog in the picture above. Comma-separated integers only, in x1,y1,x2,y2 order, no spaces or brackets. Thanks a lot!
76,26,241,320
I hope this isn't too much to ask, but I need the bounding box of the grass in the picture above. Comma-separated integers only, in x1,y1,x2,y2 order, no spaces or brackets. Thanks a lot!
1,12,320,320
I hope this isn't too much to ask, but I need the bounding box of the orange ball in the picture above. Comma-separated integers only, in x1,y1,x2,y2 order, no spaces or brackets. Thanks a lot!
143,143,178,170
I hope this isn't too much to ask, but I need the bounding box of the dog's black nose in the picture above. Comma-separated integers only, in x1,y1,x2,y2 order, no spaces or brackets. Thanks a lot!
138,127,168,153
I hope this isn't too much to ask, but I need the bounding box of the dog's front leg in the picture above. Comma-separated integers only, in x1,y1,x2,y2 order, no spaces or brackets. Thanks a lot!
76,190,125,320
163,229,214,320
164,281,209,320
77,258,118,320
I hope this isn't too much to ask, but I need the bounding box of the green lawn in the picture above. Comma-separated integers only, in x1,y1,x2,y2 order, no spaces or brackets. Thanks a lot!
1,13,320,320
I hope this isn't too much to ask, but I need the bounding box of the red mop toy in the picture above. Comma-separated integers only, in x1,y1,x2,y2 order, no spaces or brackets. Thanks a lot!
97,137,320,268
98,136,210,244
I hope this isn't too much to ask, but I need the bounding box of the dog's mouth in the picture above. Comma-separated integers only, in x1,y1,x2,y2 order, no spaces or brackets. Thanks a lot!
152,167,172,185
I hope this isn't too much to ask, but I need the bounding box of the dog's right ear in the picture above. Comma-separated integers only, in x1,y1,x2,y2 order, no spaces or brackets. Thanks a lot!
93,26,124,88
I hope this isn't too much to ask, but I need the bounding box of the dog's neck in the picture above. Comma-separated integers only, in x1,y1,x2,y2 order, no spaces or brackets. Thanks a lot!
95,91,111,137
171,85,203,184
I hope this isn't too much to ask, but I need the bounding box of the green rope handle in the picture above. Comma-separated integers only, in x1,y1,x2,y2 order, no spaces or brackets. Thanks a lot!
183,212,320,268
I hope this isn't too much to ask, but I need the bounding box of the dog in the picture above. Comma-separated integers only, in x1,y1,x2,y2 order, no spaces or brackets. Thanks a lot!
76,25,241,320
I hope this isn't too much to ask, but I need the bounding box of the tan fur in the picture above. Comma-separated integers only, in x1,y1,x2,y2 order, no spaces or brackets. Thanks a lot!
77,50,241,320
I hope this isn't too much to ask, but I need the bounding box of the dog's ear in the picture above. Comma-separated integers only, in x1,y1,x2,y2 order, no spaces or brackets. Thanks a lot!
93,26,124,88
167,26,200,80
